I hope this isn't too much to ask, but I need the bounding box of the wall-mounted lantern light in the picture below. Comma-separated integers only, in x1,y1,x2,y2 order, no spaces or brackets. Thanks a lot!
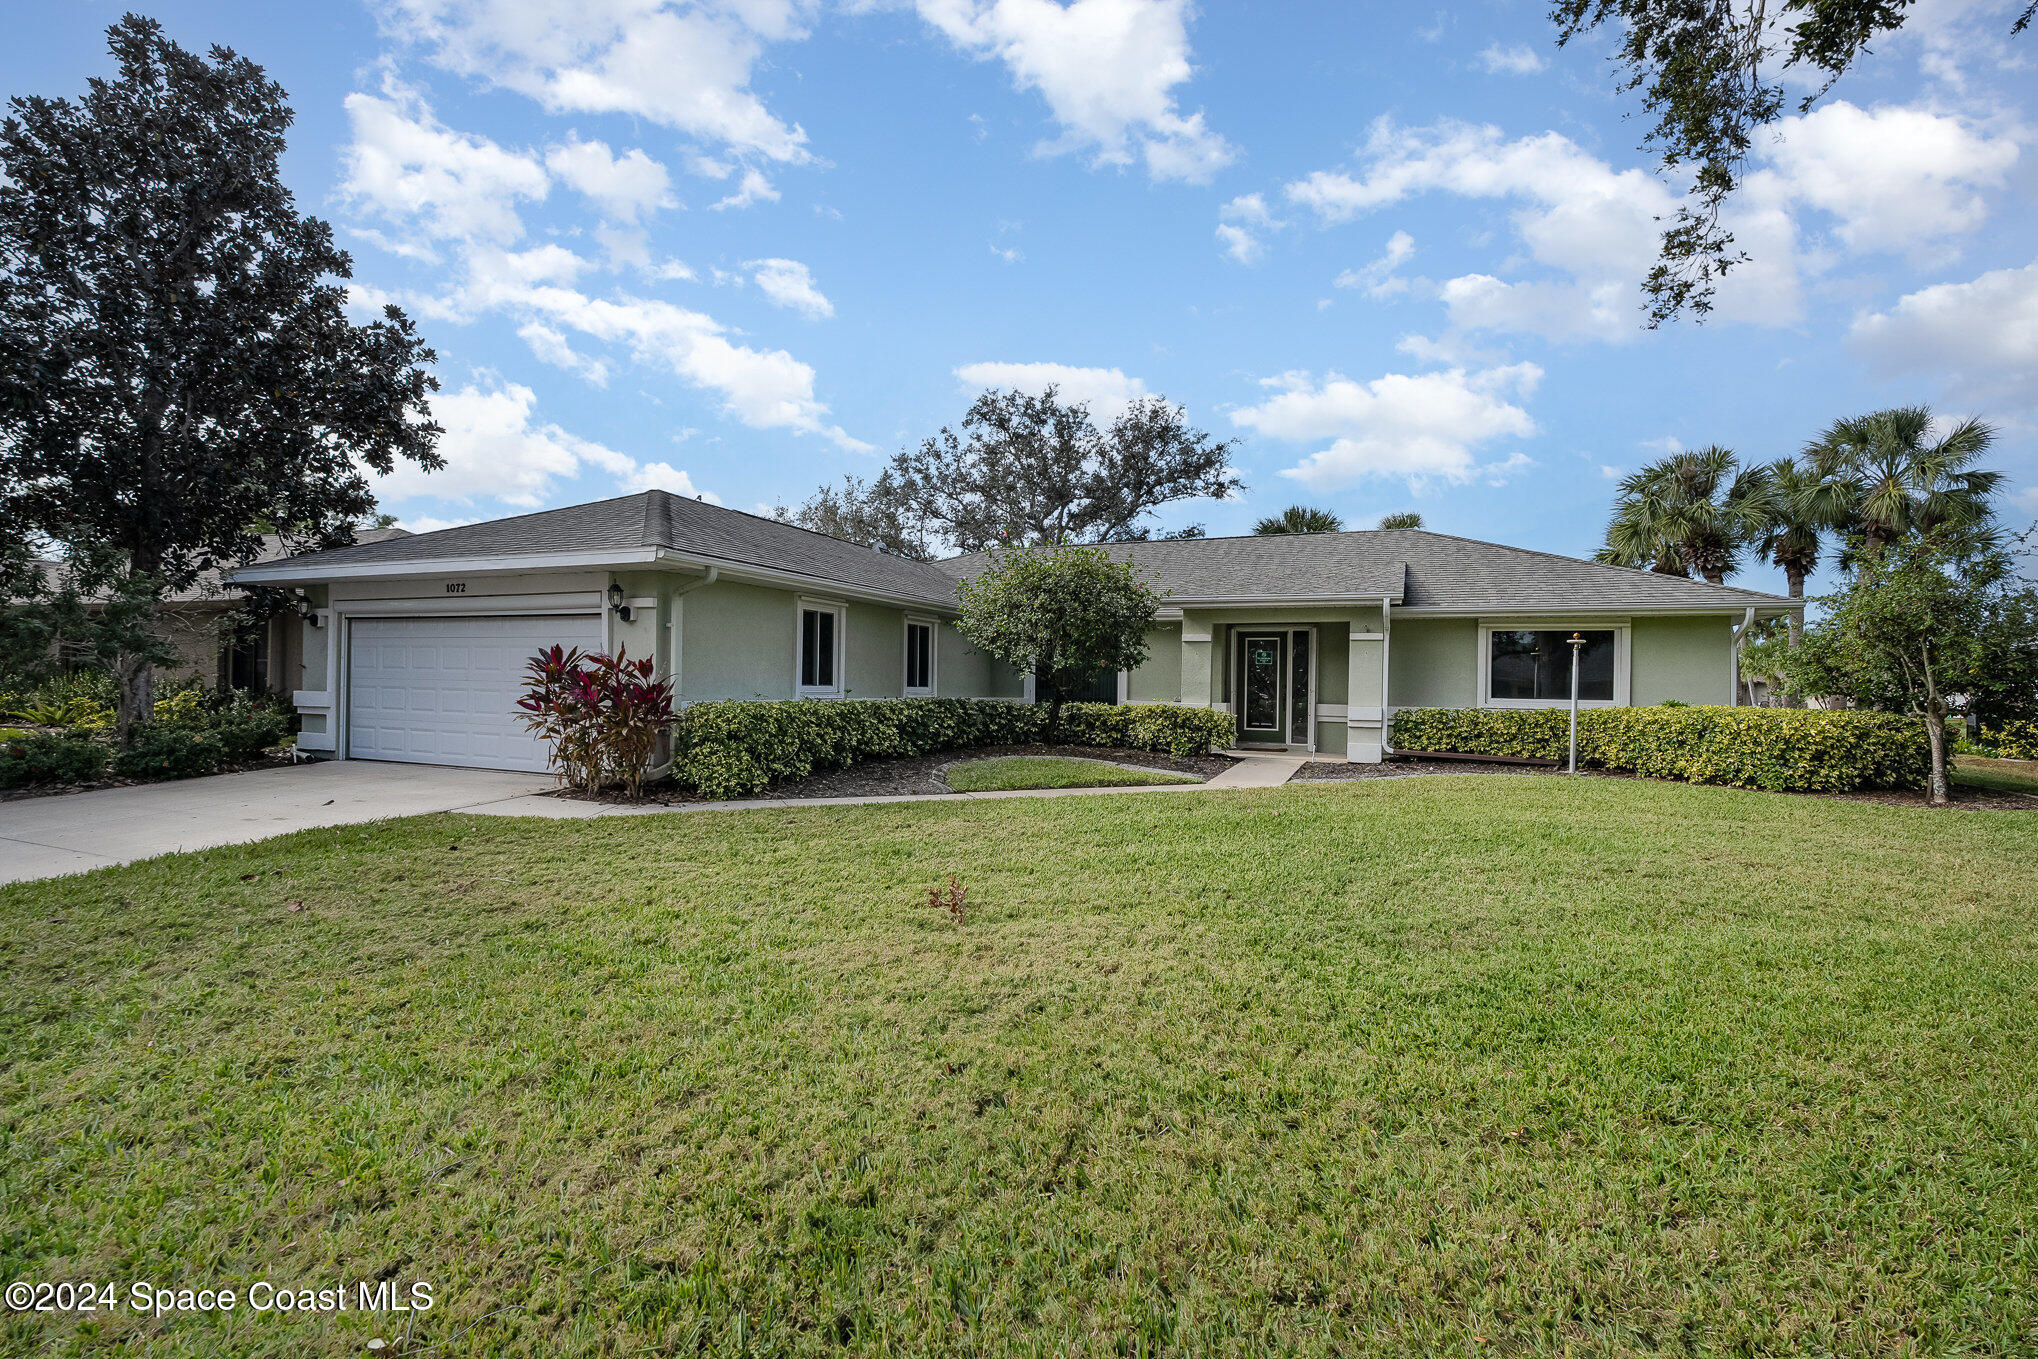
607,582,633,624
293,589,321,628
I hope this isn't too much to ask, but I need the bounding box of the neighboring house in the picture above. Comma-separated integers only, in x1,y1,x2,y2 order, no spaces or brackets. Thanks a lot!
230,490,1798,773
35,528,412,694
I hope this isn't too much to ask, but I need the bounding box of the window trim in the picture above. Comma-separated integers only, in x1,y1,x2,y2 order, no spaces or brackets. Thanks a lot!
903,615,937,696
1476,620,1630,709
794,597,847,699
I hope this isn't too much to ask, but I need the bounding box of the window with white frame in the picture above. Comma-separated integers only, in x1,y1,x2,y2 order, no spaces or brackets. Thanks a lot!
797,601,844,697
1480,624,1626,707
904,618,935,695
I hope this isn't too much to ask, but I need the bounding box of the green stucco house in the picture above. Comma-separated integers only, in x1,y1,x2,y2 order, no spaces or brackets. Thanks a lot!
233,489,1798,772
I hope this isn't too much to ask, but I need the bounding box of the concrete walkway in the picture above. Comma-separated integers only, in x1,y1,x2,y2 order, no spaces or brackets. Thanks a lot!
0,761,553,885
465,748,1311,820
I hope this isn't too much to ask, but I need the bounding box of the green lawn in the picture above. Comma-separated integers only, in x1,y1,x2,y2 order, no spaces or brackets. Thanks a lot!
943,754,1199,792
1953,754,2038,799
5,779,2037,1357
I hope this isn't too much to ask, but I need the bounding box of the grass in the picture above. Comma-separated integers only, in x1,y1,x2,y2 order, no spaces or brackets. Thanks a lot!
5,778,2038,1357
1953,753,2038,799
942,754,1199,792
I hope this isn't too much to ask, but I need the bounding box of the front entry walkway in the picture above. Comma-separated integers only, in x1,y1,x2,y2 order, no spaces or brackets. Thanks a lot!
466,748,1313,820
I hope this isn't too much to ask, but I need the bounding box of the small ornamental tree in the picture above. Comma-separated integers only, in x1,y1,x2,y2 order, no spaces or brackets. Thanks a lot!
515,646,675,799
1761,530,2038,804
955,544,1160,740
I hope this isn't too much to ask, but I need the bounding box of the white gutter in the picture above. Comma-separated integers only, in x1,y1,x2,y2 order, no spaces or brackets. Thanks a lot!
1729,606,1757,707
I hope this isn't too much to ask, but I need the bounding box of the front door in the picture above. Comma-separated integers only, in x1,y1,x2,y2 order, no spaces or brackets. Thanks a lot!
1237,633,1287,744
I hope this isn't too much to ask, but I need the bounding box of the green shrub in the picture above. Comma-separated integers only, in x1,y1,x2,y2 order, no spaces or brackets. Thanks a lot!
208,709,290,762
1976,719,2038,761
669,698,1231,799
0,731,111,788
1390,705,1928,793
112,723,225,781
3,695,113,729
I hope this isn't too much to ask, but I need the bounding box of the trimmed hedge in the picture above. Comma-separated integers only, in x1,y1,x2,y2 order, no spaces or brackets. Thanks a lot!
1975,719,2038,762
670,698,1233,799
0,731,111,789
1390,705,1928,793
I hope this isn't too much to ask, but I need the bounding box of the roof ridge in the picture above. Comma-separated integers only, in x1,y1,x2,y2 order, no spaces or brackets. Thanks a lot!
1404,528,1789,601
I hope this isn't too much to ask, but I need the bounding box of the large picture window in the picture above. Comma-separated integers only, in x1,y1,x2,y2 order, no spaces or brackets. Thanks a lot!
904,618,934,695
798,602,842,696
1487,629,1615,703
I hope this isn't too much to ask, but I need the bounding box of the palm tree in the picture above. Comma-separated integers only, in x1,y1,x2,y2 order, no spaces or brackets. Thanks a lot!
1253,505,1343,534
1376,511,1424,530
1596,446,1771,584
1753,457,1850,648
1805,407,2001,560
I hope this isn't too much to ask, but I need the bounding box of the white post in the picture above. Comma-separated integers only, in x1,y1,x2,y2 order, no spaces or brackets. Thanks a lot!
1567,632,1585,775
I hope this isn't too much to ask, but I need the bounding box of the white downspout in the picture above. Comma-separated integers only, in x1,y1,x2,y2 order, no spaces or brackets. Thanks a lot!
1729,606,1756,707
1379,595,1394,757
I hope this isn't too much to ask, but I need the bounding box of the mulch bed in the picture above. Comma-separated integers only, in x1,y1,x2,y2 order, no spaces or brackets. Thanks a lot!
557,744,1238,806
0,749,298,802
1292,756,2037,810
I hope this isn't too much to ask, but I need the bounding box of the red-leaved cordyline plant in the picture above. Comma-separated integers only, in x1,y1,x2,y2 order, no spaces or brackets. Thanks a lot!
514,645,675,799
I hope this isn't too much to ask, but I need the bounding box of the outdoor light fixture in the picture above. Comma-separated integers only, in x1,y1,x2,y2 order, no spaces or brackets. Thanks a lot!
1567,631,1587,774
606,582,633,623
292,589,320,628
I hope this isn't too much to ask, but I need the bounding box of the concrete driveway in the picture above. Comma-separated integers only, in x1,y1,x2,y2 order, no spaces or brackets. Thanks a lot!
0,761,554,886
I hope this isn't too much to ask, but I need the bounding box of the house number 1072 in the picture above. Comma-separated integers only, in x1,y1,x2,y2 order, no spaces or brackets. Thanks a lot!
444,582,466,594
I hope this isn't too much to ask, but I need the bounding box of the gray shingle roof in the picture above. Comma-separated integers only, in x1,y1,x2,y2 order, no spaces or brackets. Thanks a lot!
942,529,1794,612
235,491,964,607
240,493,1793,614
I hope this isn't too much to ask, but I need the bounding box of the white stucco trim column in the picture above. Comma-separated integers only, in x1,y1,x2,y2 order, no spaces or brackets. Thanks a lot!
1345,609,1385,764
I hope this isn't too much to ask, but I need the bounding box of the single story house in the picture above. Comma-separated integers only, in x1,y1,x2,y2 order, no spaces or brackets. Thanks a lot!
230,489,1798,772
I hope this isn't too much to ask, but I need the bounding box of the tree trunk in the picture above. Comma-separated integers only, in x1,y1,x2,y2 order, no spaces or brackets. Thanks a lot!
1044,692,1062,743
1701,567,1725,586
114,647,156,740
1783,566,1805,707
1923,710,1949,806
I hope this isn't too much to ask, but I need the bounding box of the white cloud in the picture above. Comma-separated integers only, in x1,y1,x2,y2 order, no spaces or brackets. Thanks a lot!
627,460,722,502
544,136,676,221
952,360,1150,414
1476,43,1545,75
917,0,1233,182
1850,259,2038,408
397,514,478,533
1230,363,1542,489
711,167,780,210
517,321,612,386
1216,192,1281,264
376,380,638,506
1754,101,2019,255
376,0,812,163
747,257,834,318
1273,102,2018,343
340,87,549,247
1334,230,1416,298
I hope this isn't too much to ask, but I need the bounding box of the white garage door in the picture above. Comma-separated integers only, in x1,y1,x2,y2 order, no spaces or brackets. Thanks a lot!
347,614,603,772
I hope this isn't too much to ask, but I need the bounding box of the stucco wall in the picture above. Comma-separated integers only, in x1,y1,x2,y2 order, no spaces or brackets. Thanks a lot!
1127,622,1182,702
1388,617,1479,709
1387,614,1735,709
678,579,797,700
1631,615,1734,706
845,601,904,700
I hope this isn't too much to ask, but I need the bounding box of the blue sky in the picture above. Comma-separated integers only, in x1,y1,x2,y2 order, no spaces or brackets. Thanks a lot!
13,1,2038,595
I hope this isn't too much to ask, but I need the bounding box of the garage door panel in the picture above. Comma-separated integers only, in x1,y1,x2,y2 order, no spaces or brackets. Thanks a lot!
347,614,602,772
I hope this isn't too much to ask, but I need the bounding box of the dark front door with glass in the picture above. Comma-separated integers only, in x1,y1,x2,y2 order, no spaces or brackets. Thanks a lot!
1237,633,1287,744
